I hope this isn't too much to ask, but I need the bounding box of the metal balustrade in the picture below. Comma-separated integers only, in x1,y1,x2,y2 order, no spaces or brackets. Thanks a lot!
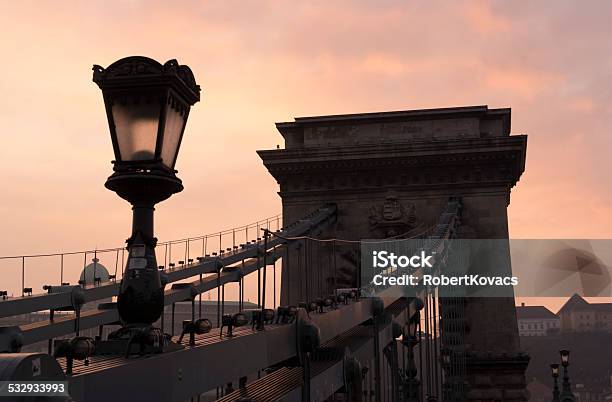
0,205,335,346
0,214,282,303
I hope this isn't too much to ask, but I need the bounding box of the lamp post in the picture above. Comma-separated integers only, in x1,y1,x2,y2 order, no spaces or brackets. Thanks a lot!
559,350,576,402
550,363,560,402
93,56,200,327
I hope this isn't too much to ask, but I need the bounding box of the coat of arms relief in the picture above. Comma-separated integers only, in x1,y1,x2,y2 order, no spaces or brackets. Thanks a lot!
369,192,417,238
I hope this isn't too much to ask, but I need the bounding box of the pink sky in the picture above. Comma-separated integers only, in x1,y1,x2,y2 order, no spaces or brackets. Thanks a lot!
0,2,611,309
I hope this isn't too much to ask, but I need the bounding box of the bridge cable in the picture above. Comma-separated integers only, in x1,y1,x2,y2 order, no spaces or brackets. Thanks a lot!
261,230,268,312
432,289,440,397
257,252,261,308
425,289,431,397
297,240,303,301
304,238,310,301
240,259,245,312
430,289,435,398
273,245,276,308
317,239,322,297
418,316,424,402
265,223,436,244
217,268,221,327
332,239,337,292
285,245,291,305
113,251,118,282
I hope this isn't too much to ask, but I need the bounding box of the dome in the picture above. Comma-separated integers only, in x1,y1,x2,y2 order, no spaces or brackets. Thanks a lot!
79,258,110,285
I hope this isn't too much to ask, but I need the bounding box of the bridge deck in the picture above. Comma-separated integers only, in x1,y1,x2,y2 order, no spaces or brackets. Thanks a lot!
61,296,408,402
215,367,303,402
214,323,388,402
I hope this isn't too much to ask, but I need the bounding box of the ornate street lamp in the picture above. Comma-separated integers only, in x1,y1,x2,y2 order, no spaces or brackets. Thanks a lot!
550,363,560,402
93,56,200,326
559,349,569,366
558,350,576,402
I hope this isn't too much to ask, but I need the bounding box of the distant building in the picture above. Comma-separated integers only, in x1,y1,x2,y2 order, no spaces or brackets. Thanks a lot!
558,294,612,333
80,258,110,286
574,381,612,402
516,303,560,336
80,258,113,311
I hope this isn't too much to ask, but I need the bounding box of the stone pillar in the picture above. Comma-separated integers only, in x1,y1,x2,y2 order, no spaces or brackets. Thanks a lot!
258,105,529,399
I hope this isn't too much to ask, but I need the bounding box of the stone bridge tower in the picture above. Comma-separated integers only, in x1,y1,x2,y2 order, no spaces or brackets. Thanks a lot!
258,105,529,401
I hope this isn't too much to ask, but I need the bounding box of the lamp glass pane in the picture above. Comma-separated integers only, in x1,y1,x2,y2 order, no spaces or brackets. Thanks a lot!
112,97,160,161
551,364,559,376
160,102,186,168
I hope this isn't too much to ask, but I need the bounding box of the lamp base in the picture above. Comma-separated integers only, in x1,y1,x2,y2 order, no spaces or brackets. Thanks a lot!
105,169,183,206
117,283,164,325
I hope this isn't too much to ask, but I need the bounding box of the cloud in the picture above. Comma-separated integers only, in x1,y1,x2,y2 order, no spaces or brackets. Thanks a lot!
463,1,512,33
484,67,564,100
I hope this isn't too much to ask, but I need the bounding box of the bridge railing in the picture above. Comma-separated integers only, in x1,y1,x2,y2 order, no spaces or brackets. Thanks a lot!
0,214,281,302
0,205,337,347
